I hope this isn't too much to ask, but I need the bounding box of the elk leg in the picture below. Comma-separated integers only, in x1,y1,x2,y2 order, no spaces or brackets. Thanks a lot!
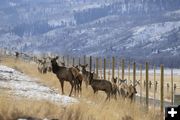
108,92,111,101
74,79,77,96
69,81,74,97
105,91,109,101
60,80,64,95
80,80,82,96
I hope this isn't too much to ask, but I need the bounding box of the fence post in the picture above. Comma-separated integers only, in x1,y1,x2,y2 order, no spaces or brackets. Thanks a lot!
140,64,142,103
89,56,92,73
79,57,81,65
128,62,130,84
67,55,69,67
108,58,111,80
96,57,99,78
171,69,174,105
153,65,156,108
122,59,125,80
63,56,65,62
72,57,75,66
118,59,120,79
146,62,149,111
133,62,136,86
112,57,115,79
104,58,106,80
99,58,102,78
160,65,164,114
84,55,86,65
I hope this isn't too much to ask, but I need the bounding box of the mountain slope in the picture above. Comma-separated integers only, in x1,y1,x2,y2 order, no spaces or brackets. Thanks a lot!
0,0,180,62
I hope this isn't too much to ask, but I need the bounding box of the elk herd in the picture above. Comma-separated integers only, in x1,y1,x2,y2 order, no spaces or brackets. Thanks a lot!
36,56,139,102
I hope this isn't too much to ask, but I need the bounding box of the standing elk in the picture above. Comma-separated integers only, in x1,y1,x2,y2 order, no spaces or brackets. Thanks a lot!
79,64,91,88
112,77,120,100
89,72,112,101
50,56,77,96
70,65,84,95
118,82,137,102
37,59,47,74
126,84,137,102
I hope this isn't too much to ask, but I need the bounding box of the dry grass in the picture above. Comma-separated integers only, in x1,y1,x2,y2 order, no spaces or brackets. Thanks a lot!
0,94,161,120
0,56,163,120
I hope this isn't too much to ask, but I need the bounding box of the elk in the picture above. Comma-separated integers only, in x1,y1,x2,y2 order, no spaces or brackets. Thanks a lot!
37,59,47,74
118,82,129,99
50,56,76,96
112,77,120,100
126,84,137,102
70,65,84,95
89,72,112,101
118,82,137,102
79,64,91,88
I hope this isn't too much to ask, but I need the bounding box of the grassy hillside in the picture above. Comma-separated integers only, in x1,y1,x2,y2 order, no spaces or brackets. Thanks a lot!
0,56,162,120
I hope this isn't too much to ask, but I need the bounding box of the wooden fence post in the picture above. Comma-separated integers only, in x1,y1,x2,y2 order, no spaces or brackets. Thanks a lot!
79,57,81,65
133,62,136,86
171,69,174,105
160,65,164,114
73,57,75,66
112,57,115,79
67,55,69,67
108,58,111,80
128,62,130,84
133,62,136,102
140,64,142,103
63,56,65,62
104,58,106,80
118,59,120,79
96,57,99,78
153,65,156,108
99,58,102,78
122,59,125,80
90,56,92,73
146,62,149,111
84,55,86,65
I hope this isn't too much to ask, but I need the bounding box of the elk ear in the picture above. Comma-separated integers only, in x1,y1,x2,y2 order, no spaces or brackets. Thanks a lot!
85,64,88,67
79,64,83,67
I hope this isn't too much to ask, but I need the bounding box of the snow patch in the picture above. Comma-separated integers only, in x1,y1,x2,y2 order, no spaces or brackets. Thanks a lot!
0,65,78,106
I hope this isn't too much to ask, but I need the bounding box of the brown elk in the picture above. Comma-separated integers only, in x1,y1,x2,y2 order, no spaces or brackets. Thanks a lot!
37,59,47,74
89,72,112,101
70,65,84,95
126,84,137,102
112,77,120,100
50,56,76,96
118,82,137,102
79,64,91,87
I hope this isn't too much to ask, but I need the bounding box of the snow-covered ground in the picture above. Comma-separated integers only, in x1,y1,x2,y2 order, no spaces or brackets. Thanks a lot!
0,65,78,106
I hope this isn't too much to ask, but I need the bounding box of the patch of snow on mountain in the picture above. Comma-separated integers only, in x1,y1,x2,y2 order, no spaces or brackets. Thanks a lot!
126,21,180,48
